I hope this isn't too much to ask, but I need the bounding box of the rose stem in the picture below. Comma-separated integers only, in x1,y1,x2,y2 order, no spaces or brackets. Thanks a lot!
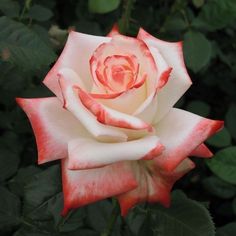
19,0,32,21
119,0,135,35
100,199,120,236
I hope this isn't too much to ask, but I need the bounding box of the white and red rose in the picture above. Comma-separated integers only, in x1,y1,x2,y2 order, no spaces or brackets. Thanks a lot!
17,26,223,216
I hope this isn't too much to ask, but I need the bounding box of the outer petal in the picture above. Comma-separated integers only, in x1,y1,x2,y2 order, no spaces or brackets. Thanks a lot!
137,28,192,123
43,31,111,98
190,143,213,158
61,159,138,216
58,73,127,142
67,136,164,170
117,158,195,216
154,108,223,171
16,97,89,164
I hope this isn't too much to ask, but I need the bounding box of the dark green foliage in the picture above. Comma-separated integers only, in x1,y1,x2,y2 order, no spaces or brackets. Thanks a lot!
0,186,21,229
192,0,236,31
206,147,236,184
0,16,56,72
183,30,212,72
88,0,121,14
203,176,236,199
226,104,236,141
0,0,235,235
186,100,210,117
28,5,53,22
207,128,231,148
124,191,215,236
151,191,215,236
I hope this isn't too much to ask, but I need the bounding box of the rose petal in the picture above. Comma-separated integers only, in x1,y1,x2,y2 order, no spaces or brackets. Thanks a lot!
61,159,138,216
16,97,89,164
190,143,213,158
58,68,87,90
58,73,128,142
67,136,164,170
133,68,172,124
43,31,111,99
107,24,120,37
92,85,147,115
117,158,195,216
78,87,152,130
133,46,172,123
154,108,223,171
132,71,172,124
149,46,172,90
137,28,192,123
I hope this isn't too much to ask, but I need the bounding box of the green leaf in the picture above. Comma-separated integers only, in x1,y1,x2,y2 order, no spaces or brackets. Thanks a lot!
57,206,85,233
183,30,212,73
0,0,20,18
13,226,50,236
60,229,100,236
8,166,42,197
28,4,53,22
32,24,54,47
163,15,188,32
193,0,236,31
0,186,21,229
138,212,154,236
206,146,236,184
88,0,121,14
0,16,56,72
30,192,63,222
0,63,27,92
23,165,61,214
216,222,236,236
186,100,210,117
0,149,19,182
207,128,232,148
125,208,146,235
0,131,23,153
152,191,215,236
203,176,236,199
226,104,236,141
87,200,119,232
34,0,56,9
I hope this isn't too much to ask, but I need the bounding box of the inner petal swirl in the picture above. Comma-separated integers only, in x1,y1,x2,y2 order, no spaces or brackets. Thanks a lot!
97,54,139,92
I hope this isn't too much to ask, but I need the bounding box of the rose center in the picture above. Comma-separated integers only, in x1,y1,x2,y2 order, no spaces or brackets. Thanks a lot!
96,54,139,93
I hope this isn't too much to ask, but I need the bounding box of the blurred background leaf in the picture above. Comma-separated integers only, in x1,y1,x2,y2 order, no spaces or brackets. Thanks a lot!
88,0,121,14
206,147,236,184
0,16,56,73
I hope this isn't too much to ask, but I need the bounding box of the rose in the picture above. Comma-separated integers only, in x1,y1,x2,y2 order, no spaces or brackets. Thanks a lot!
16,26,223,216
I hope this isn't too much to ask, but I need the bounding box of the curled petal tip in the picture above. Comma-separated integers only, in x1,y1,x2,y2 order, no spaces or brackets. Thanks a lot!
142,143,165,160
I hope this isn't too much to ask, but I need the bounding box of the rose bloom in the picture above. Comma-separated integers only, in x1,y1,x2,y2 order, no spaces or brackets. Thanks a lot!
17,26,223,216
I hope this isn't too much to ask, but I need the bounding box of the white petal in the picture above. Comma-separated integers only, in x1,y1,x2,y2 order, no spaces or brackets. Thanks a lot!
138,28,192,123
133,46,172,123
16,97,89,164
58,73,127,142
43,31,111,98
67,135,164,169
